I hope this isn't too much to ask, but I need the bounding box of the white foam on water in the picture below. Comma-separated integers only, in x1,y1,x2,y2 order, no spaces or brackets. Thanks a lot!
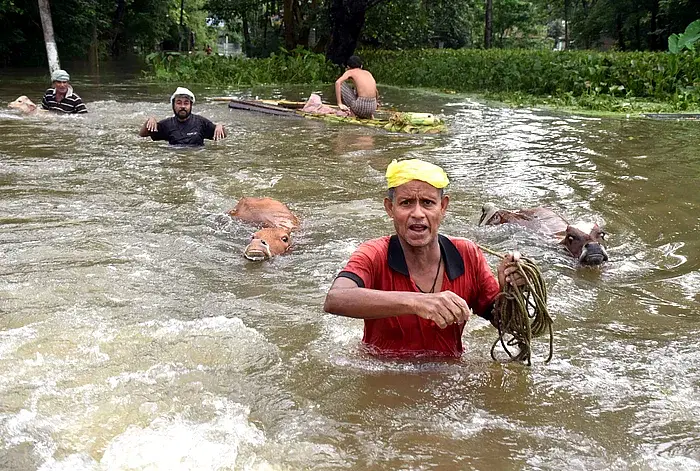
143,315,263,339
33,399,266,471
0,324,37,360
99,400,264,470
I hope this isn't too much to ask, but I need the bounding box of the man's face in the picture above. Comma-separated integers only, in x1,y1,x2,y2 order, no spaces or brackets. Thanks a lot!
53,80,69,94
384,180,449,249
173,97,192,120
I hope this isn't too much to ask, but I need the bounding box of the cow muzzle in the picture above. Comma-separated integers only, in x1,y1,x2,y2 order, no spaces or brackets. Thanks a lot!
579,242,609,266
244,239,272,261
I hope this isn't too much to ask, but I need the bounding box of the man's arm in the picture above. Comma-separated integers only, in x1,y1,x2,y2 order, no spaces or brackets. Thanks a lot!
213,124,226,140
202,116,226,141
139,117,159,137
41,91,50,110
323,276,471,329
73,97,88,113
335,70,353,108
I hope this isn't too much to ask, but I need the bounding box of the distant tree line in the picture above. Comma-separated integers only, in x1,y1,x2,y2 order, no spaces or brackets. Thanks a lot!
0,0,697,67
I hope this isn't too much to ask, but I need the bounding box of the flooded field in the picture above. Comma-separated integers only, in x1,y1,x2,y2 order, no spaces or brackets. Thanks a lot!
1,66,699,470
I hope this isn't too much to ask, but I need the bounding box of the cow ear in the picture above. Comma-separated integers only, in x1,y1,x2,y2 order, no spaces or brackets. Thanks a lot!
555,228,568,244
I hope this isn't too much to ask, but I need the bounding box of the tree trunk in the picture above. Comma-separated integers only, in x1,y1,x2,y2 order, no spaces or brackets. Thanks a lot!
326,0,376,66
242,11,252,55
179,0,185,52
484,0,493,48
111,0,127,55
90,20,99,68
649,0,659,50
581,0,590,49
616,12,625,50
37,0,60,74
564,0,569,49
283,0,295,49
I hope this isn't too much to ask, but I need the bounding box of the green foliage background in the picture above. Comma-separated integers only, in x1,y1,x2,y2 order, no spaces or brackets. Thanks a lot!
2,0,699,66
145,47,700,112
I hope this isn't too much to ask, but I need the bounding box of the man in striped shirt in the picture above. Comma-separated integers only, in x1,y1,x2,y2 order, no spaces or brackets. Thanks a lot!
41,69,88,114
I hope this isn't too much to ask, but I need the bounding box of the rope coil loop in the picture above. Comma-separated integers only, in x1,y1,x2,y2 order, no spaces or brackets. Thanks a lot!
477,245,554,366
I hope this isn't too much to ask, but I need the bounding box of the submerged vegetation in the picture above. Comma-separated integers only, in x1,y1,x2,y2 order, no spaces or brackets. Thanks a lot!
145,47,700,114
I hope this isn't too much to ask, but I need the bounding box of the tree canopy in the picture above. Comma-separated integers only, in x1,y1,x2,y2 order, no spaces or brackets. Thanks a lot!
0,0,697,67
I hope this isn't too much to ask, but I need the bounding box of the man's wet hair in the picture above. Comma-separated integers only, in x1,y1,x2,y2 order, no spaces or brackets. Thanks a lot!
346,55,363,69
387,187,444,201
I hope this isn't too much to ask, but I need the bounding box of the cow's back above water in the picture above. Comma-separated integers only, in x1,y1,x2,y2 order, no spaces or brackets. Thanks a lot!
228,197,300,261
228,197,299,232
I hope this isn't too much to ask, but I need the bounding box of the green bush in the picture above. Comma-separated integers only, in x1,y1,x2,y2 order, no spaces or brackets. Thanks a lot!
144,48,339,85
144,47,700,111
360,48,700,107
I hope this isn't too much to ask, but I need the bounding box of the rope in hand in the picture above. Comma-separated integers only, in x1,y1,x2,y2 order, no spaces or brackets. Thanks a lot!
477,244,554,366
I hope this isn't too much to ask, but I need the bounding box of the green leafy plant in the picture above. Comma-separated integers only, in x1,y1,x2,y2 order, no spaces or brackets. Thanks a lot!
668,19,700,53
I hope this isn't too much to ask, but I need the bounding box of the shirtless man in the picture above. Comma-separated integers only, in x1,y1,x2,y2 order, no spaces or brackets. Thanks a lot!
335,55,379,119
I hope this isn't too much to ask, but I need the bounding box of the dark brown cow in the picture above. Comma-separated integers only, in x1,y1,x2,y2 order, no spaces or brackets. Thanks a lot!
479,203,608,266
228,197,299,261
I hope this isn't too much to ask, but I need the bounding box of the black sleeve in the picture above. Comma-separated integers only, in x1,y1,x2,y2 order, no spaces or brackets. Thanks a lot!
201,116,217,140
336,271,364,288
41,90,51,110
150,118,170,141
73,96,88,113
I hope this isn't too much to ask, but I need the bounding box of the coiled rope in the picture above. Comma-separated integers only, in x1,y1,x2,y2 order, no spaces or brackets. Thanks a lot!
477,245,554,366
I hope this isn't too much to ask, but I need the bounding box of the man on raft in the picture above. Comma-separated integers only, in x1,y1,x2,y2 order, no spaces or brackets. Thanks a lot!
335,55,379,119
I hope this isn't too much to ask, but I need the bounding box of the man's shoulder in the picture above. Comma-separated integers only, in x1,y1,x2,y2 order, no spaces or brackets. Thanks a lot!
442,235,480,255
158,116,176,126
43,88,55,96
354,236,391,257
358,69,376,79
192,113,214,125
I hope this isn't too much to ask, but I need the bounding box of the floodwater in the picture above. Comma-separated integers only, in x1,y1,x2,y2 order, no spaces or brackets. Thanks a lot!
1,63,699,471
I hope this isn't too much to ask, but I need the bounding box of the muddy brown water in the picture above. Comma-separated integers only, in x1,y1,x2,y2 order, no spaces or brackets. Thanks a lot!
1,65,699,470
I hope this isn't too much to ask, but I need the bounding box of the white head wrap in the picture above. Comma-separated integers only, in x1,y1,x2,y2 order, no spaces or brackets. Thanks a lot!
170,87,196,104
51,69,70,82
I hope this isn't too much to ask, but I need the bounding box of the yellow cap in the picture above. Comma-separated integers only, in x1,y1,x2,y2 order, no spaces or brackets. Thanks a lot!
386,159,449,189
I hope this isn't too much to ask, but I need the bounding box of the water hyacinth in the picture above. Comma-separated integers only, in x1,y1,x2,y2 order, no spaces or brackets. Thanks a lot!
144,47,700,112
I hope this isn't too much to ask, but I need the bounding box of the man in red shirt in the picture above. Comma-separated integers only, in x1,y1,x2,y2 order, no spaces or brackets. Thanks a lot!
323,159,521,357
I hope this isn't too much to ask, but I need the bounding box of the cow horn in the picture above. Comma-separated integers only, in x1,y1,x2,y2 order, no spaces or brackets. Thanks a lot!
479,203,498,226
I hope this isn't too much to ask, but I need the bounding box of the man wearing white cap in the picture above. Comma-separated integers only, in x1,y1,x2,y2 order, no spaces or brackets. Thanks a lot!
139,87,226,146
41,69,88,114
324,158,523,357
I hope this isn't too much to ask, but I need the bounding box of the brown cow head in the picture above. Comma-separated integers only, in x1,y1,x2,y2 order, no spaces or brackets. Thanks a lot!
560,223,608,266
8,96,37,114
243,227,293,261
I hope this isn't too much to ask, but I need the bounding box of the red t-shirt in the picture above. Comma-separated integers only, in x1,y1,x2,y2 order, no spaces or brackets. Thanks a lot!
337,234,500,357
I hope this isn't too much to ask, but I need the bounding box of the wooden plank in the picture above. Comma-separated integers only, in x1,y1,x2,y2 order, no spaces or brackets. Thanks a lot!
228,100,302,118
644,113,700,120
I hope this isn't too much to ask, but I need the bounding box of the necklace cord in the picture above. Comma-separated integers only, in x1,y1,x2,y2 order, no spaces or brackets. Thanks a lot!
417,253,442,294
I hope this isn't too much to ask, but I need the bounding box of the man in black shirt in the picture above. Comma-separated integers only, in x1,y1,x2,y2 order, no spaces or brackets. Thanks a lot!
139,87,226,146
42,69,88,114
